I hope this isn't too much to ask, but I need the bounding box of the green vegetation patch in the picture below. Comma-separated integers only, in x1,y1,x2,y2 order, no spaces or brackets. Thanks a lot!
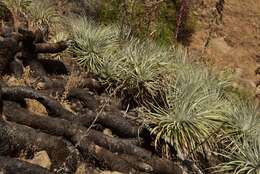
64,9,260,173
140,62,231,157
97,0,193,45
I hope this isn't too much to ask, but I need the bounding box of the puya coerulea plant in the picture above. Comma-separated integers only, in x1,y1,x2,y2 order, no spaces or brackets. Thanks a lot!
67,16,173,106
215,137,260,174
27,0,60,30
140,62,230,159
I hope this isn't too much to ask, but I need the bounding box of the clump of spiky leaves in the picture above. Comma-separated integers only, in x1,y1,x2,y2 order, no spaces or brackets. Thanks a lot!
67,16,120,74
215,137,260,174
111,39,173,102
222,96,260,142
68,16,174,105
2,0,31,13
27,0,60,29
140,63,230,158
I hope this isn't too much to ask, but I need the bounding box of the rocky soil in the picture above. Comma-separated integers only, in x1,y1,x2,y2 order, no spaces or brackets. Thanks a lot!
189,0,260,93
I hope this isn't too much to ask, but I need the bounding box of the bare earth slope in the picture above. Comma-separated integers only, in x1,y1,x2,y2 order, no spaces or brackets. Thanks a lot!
189,0,260,92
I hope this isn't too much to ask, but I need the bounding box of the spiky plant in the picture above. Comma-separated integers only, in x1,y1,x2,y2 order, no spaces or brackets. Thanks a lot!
215,137,260,174
67,16,176,105
27,0,59,29
67,16,120,75
140,63,230,158
222,97,260,142
112,38,173,101
2,0,31,13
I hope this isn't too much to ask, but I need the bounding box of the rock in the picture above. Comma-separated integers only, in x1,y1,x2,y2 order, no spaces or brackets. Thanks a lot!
255,86,260,95
208,37,232,55
103,128,113,137
36,82,47,90
234,68,243,78
100,171,123,174
75,163,86,174
26,99,47,115
75,163,99,174
27,151,52,170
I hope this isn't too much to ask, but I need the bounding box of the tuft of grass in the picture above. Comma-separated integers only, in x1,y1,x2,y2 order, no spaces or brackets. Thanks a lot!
215,137,260,174
112,38,173,99
140,63,230,158
68,16,120,74
2,0,31,13
27,0,59,29
223,97,260,142
67,16,176,105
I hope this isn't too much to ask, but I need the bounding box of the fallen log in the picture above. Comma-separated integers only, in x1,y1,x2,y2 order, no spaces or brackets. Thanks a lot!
35,41,68,53
2,86,75,120
78,141,137,173
39,59,68,75
3,102,139,173
67,88,98,110
1,6,68,79
0,119,79,172
0,84,2,116
78,133,183,174
9,58,24,78
0,34,21,74
0,156,53,174
26,59,52,86
3,102,183,174
119,154,184,174
2,86,150,157
7,85,148,139
68,88,149,138
75,111,149,139
3,101,150,158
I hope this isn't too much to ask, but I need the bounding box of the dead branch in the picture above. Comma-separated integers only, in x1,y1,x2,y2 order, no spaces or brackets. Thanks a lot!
0,35,21,74
67,88,98,110
9,58,24,78
0,120,78,172
3,101,183,174
0,156,53,174
0,84,2,117
39,59,68,75
3,101,150,158
74,112,148,139
68,88,148,138
35,41,68,53
78,141,137,173
2,86,75,120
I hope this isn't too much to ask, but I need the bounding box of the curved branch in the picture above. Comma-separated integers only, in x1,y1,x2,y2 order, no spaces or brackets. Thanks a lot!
3,102,183,174
0,156,53,174
35,41,68,53
2,86,75,120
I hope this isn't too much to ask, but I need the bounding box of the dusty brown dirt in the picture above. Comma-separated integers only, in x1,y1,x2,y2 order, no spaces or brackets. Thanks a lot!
189,0,260,91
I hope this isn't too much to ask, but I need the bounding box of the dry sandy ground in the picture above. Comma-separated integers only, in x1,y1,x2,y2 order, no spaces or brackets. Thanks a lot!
189,0,260,91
